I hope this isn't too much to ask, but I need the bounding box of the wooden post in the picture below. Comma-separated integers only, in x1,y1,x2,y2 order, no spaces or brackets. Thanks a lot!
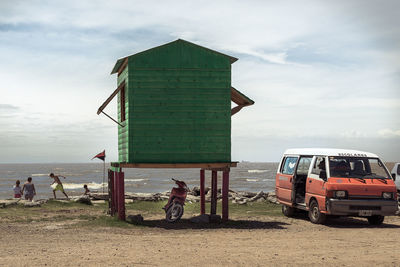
222,169,230,221
200,169,205,215
113,171,118,216
117,171,126,221
210,170,217,215
108,169,114,215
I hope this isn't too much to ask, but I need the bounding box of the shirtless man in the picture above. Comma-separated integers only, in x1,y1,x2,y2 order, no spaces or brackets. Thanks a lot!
49,173,69,199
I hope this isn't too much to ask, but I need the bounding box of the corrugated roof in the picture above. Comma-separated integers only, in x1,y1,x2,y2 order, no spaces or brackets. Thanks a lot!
111,39,238,74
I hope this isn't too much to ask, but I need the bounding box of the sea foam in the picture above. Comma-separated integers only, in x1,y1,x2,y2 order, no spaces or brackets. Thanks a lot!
51,182,107,190
248,170,268,173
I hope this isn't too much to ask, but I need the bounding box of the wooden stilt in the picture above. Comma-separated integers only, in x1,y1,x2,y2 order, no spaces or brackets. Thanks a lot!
222,169,229,221
113,171,118,216
108,169,114,215
117,171,125,221
210,170,217,215
200,169,205,215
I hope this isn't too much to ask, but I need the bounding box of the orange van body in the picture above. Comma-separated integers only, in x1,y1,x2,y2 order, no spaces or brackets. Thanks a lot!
275,148,398,224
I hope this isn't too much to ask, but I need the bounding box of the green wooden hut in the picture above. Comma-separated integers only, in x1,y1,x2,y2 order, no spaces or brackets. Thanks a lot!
98,39,253,164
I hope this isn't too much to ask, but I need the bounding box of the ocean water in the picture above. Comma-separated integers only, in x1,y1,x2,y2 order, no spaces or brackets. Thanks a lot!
0,162,279,199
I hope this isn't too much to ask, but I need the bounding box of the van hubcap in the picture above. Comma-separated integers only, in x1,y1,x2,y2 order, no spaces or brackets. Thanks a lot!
312,206,319,219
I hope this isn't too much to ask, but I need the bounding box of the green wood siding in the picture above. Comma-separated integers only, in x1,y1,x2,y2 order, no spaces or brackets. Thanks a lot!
117,40,232,163
117,67,129,162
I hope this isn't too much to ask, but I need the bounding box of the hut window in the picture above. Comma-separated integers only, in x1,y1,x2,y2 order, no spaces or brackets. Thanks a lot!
120,85,126,122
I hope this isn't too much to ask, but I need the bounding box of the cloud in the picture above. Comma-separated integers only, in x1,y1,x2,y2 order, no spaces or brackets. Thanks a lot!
0,104,19,110
0,0,399,162
378,129,400,138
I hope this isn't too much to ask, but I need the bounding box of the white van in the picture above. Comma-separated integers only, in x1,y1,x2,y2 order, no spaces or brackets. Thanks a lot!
392,163,400,189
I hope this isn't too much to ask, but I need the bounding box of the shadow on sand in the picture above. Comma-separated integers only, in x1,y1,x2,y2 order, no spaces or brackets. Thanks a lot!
290,210,400,229
131,218,290,230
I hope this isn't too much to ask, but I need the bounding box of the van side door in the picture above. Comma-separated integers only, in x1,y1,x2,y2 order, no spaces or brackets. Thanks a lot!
276,156,299,206
306,156,328,211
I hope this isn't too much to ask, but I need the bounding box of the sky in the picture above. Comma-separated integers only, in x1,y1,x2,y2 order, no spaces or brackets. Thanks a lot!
0,0,399,163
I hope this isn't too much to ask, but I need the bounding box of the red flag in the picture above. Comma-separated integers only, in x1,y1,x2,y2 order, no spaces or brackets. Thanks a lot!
92,150,106,161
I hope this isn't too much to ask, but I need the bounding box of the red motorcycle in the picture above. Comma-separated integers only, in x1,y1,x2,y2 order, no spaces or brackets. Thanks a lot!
163,178,189,222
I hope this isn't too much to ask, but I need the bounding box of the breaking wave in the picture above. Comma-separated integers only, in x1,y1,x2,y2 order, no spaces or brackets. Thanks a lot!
248,170,268,173
51,182,106,190
125,179,147,182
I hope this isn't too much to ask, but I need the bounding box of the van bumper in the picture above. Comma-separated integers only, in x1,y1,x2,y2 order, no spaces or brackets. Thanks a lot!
326,198,399,216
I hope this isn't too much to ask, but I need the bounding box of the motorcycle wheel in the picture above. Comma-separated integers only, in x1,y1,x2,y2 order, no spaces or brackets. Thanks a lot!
166,202,184,223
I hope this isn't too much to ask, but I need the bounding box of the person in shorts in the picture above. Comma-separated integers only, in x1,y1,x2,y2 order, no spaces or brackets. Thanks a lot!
13,180,22,198
49,173,69,199
22,177,36,201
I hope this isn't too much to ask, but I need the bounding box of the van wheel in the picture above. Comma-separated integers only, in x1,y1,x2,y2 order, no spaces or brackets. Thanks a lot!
282,205,295,217
308,200,326,224
367,215,384,225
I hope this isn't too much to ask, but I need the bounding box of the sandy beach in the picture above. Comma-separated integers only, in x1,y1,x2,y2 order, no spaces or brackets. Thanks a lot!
1,200,400,266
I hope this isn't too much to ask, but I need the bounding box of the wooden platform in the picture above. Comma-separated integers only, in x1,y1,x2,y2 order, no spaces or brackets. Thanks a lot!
111,162,237,170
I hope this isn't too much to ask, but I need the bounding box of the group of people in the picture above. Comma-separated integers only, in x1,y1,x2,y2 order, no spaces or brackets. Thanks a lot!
13,173,90,201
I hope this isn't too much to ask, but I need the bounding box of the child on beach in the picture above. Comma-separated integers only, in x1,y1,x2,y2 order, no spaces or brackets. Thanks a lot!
49,173,69,199
13,180,22,198
22,177,36,201
83,184,90,195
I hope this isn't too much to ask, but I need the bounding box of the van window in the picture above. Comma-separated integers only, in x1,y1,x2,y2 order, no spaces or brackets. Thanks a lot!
328,157,390,179
281,157,298,175
296,157,312,175
311,156,326,178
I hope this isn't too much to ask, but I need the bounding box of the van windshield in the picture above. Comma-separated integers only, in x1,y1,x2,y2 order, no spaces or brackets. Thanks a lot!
328,157,390,179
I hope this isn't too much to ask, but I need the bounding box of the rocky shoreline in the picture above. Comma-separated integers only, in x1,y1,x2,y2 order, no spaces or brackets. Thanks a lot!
90,188,279,205
0,189,278,208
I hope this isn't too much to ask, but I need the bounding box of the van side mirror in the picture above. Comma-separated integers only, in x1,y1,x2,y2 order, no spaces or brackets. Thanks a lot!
320,170,327,180
392,173,396,181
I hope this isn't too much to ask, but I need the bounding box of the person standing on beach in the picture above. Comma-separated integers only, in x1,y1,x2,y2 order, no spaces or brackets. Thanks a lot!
13,180,22,198
49,173,69,199
22,177,36,201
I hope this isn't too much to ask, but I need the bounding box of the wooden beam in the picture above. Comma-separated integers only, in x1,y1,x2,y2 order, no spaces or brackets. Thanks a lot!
200,169,205,215
222,170,229,221
210,170,217,215
97,82,125,115
111,162,237,169
231,104,245,116
117,171,125,221
117,58,128,76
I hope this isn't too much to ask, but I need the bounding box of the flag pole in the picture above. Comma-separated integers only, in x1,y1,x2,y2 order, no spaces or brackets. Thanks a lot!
103,158,105,194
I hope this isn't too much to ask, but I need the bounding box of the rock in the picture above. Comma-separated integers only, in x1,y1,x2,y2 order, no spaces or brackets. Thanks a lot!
90,193,109,200
266,193,278,204
127,214,144,224
247,191,265,202
0,199,21,207
191,186,200,196
24,201,41,207
186,195,200,202
75,195,92,205
190,214,210,223
209,214,222,223
92,200,106,205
